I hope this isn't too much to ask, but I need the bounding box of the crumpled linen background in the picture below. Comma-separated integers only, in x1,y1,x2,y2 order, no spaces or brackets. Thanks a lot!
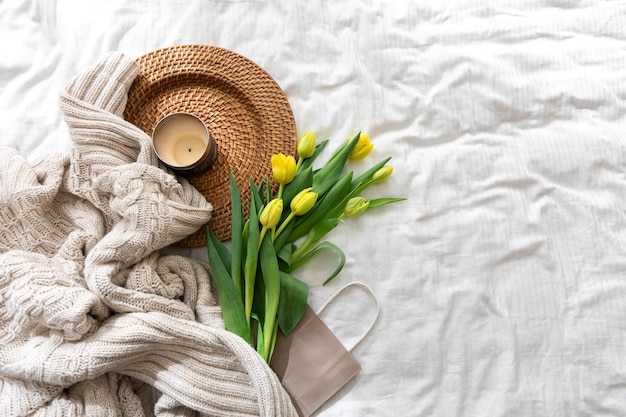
1,1,626,416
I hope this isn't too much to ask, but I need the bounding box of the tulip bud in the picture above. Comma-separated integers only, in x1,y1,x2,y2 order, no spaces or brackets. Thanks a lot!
348,133,374,161
297,131,316,159
343,197,369,217
259,198,283,229
271,153,296,185
372,165,393,184
290,187,318,216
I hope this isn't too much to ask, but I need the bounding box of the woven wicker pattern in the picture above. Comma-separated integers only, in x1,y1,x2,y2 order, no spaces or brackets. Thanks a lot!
124,45,296,247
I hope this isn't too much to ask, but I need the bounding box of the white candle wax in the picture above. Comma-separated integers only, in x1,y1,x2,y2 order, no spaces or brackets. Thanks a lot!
152,113,209,168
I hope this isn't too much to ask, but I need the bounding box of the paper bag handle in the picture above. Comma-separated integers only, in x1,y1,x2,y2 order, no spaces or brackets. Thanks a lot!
316,282,380,352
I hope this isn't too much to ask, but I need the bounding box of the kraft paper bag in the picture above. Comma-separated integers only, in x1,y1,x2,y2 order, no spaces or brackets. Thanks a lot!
270,282,379,417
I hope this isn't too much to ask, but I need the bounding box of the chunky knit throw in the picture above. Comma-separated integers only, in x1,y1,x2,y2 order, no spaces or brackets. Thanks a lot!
0,52,297,417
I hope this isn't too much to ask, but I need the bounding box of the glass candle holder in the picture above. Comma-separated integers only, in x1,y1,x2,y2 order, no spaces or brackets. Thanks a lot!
152,112,217,175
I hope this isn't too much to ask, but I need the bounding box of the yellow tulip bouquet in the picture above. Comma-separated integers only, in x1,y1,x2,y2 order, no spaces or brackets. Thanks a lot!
206,132,403,363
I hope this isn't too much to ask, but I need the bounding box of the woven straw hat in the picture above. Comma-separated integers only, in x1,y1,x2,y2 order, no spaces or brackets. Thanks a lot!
124,45,296,247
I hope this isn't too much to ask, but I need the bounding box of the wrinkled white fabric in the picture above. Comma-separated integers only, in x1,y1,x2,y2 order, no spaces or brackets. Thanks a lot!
1,1,626,416
0,52,296,417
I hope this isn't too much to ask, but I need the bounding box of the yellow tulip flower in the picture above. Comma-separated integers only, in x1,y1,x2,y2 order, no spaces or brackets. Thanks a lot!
343,197,369,218
259,197,283,244
290,187,318,216
274,188,318,239
260,198,283,229
297,131,316,160
271,153,296,185
348,133,374,160
372,165,393,184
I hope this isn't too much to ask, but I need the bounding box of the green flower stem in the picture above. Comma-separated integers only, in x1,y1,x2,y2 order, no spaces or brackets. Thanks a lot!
277,183,284,200
244,196,260,324
272,219,295,255
259,226,269,247
290,219,340,264
280,167,313,214
290,236,313,264
274,212,296,241
268,320,279,361
260,234,280,362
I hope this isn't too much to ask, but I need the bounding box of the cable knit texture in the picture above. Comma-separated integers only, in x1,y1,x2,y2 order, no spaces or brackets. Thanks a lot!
0,52,297,417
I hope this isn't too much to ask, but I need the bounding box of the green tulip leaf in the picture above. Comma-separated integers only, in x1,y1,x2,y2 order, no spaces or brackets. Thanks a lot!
281,166,313,212
229,174,243,295
326,136,351,164
260,233,280,362
265,177,273,203
298,139,329,172
244,192,260,323
269,320,279,362
276,242,294,268
367,197,407,208
251,312,264,356
288,172,353,241
312,133,360,196
273,217,295,254
205,228,253,345
288,241,346,286
208,228,231,275
277,271,309,336
351,156,392,193
250,178,265,211
252,264,266,324
290,219,341,263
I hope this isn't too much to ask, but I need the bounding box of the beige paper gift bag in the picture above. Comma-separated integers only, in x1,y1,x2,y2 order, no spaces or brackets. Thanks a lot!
270,282,379,416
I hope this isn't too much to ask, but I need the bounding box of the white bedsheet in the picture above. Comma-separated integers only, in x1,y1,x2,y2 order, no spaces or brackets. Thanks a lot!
2,1,626,416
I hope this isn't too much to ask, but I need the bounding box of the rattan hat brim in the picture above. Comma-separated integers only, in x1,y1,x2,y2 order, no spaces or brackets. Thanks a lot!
124,45,296,247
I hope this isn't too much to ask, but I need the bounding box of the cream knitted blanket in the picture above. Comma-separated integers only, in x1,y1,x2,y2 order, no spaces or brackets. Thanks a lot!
0,53,297,417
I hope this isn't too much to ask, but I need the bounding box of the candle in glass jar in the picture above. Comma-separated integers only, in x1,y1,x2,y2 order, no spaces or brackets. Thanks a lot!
152,112,216,174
